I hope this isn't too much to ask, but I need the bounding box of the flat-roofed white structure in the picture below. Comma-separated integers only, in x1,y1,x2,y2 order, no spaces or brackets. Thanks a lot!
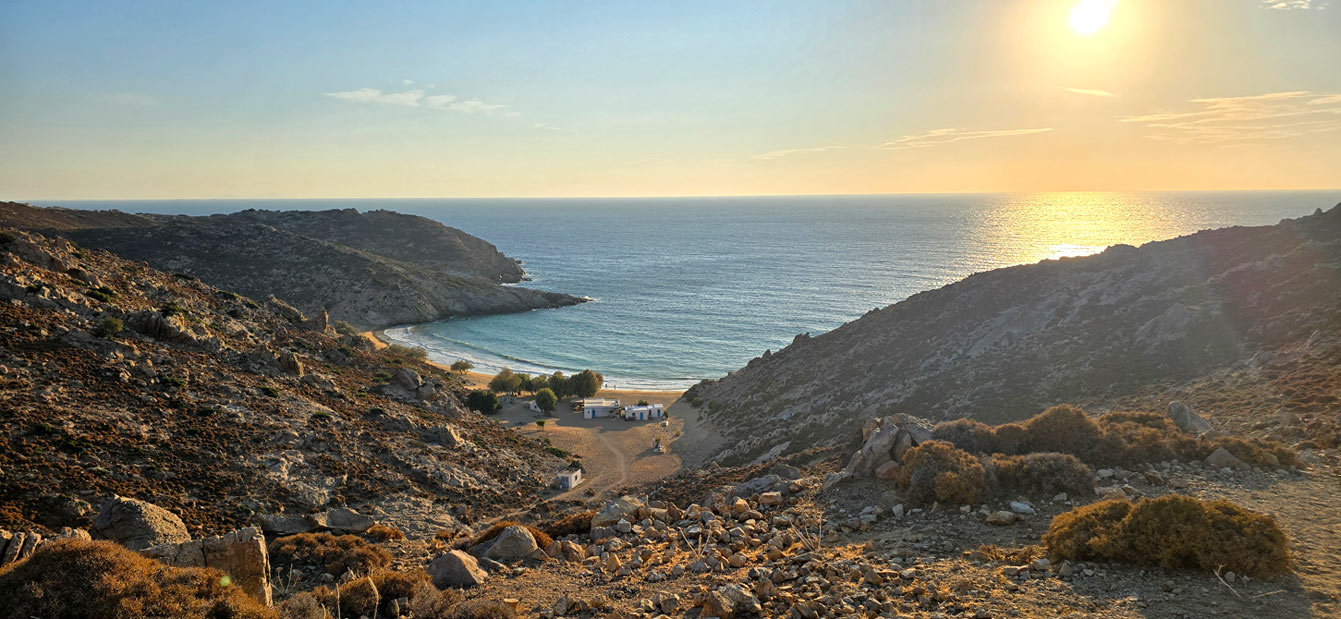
622,404,665,421
578,398,621,419
556,469,583,489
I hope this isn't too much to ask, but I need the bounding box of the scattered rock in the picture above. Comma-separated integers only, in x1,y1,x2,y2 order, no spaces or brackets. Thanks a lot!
483,525,539,561
986,511,1019,526
325,507,375,533
1204,447,1249,470
429,550,487,588
1167,401,1213,435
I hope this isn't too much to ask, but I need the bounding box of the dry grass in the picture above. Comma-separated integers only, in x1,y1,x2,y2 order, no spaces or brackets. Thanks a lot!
0,539,275,619
970,543,1045,565
895,440,989,506
268,532,391,576
465,521,553,551
284,570,431,619
1043,495,1292,579
364,523,406,541
540,510,595,539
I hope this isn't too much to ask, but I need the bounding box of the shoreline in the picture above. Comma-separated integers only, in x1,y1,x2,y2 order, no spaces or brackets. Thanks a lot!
363,329,686,403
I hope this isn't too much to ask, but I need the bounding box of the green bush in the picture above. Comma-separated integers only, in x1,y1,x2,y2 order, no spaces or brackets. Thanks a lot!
332,320,360,336
1043,495,1291,578
895,440,988,506
382,343,427,363
85,287,118,303
94,316,123,338
466,390,500,414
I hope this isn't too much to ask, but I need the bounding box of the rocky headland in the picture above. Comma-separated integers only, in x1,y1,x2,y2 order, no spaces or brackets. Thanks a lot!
0,202,583,330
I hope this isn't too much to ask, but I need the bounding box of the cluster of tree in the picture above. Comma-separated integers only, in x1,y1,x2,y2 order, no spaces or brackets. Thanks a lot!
487,368,603,399
465,389,499,414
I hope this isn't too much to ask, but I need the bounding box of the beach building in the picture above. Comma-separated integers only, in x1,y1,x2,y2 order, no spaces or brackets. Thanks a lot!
577,398,621,419
556,469,583,489
622,404,665,421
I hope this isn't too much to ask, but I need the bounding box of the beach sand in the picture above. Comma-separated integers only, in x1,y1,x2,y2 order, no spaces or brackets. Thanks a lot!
363,330,723,500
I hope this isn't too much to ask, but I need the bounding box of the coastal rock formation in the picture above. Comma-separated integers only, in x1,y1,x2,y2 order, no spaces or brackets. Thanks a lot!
0,202,583,329
688,204,1341,465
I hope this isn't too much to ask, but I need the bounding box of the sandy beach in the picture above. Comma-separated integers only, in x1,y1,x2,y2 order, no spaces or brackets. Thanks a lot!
364,330,723,500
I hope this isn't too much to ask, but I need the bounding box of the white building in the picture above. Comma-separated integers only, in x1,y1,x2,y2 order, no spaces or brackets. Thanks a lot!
622,404,665,421
556,469,583,489
578,398,621,419
527,400,542,413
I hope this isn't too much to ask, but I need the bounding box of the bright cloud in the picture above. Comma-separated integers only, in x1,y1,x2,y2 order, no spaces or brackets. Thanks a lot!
1120,91,1341,143
874,127,1053,150
324,88,506,114
1062,87,1115,97
752,146,845,160
1260,0,1329,8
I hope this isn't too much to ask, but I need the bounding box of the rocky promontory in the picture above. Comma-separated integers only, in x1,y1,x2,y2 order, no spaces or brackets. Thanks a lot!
0,202,582,330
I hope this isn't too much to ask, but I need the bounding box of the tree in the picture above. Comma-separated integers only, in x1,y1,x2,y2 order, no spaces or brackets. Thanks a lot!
535,419,547,429
568,369,604,398
450,360,474,374
523,374,547,395
489,368,524,395
535,388,558,414
549,371,568,398
636,399,650,406
465,390,500,414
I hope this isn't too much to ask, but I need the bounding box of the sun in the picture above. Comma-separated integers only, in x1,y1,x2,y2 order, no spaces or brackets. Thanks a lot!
1069,0,1116,36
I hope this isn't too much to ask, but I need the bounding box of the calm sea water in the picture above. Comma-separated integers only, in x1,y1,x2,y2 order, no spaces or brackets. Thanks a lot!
51,191,1336,390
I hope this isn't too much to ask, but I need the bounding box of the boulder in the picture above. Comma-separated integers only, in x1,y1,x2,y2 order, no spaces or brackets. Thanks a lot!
986,511,1019,526
429,550,487,588
142,527,272,605
1167,401,1213,435
730,474,782,498
482,525,539,561
259,514,321,536
277,351,304,377
592,496,644,528
92,496,190,551
768,463,803,480
1204,446,1249,470
703,589,735,619
758,492,783,506
392,367,422,391
856,425,900,475
891,429,915,463
429,425,466,448
873,461,901,480
325,507,375,533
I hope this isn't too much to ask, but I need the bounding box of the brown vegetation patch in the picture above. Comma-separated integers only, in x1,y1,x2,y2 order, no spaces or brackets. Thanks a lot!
268,532,391,576
364,523,406,541
541,510,595,539
0,539,274,619
1043,495,1291,579
988,453,1095,498
896,440,988,506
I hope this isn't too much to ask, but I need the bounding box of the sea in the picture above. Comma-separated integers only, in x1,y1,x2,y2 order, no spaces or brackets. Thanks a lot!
49,191,1337,391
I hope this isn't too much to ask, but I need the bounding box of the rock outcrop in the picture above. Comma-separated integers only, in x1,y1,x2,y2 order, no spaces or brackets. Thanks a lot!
141,527,272,605
430,550,488,588
91,497,191,551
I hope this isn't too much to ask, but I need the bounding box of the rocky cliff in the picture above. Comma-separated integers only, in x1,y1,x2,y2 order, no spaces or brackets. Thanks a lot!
688,204,1341,465
0,202,580,330
0,227,565,537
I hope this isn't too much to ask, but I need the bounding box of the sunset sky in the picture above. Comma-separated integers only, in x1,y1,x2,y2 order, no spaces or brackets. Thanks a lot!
1,0,1338,199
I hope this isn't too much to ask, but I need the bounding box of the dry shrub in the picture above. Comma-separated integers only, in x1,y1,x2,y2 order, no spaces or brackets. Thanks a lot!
0,539,275,619
466,521,552,550
365,523,406,541
541,510,595,539
1200,436,1297,468
931,418,998,454
896,440,988,506
1098,411,1177,430
989,453,1095,498
406,581,465,618
1022,404,1104,454
1043,496,1291,579
449,599,520,618
971,543,1044,565
268,532,391,576
284,571,440,619
991,422,1029,454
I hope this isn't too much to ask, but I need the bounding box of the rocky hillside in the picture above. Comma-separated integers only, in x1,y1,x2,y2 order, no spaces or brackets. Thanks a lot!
688,203,1341,465
0,227,568,538
0,202,580,329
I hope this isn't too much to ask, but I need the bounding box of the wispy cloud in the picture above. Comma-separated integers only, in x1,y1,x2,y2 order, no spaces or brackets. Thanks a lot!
1062,87,1115,97
93,92,160,107
1120,91,1341,144
324,88,507,115
874,127,1053,150
752,146,845,160
1260,0,1329,9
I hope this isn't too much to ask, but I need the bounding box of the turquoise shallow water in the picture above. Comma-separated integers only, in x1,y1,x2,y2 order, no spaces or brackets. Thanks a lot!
54,191,1337,390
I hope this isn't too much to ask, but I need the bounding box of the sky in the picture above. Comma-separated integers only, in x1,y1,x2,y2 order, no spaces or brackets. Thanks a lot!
1,0,1338,199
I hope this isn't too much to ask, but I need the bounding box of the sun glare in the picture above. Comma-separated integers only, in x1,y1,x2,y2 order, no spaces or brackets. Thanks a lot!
1069,0,1116,35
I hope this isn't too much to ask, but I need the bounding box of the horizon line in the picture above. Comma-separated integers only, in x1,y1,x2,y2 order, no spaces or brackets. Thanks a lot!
15,186,1341,203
